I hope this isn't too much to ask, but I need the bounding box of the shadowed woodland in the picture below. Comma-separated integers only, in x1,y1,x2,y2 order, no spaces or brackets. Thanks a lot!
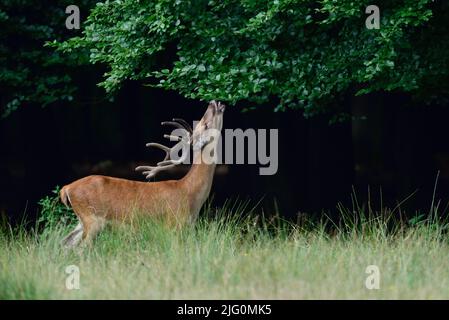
1,1,449,221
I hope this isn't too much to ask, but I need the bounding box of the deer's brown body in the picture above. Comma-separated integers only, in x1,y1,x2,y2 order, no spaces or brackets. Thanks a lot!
60,101,224,247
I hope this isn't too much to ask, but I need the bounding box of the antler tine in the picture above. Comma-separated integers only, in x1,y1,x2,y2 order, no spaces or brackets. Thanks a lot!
136,117,193,180
163,134,183,142
135,142,173,172
145,142,171,161
146,142,170,151
136,135,190,179
161,119,192,135
139,162,179,179
161,121,185,131
161,119,191,142
172,118,193,134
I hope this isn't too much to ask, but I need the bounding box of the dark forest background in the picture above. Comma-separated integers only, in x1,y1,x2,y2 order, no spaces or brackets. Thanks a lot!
2,84,449,221
1,1,449,222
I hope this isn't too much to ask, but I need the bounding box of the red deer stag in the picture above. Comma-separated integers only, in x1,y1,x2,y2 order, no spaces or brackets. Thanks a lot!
60,101,225,247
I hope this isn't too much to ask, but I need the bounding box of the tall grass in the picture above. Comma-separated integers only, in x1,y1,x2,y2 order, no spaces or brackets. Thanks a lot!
1,196,449,299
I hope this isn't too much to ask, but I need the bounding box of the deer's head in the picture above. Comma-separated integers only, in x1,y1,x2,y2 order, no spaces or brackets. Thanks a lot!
136,100,225,179
192,100,225,151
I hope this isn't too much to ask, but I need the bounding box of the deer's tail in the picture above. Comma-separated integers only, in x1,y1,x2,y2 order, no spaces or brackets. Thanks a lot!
60,186,72,208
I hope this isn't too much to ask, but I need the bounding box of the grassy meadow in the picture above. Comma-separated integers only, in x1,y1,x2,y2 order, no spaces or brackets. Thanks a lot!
1,196,449,300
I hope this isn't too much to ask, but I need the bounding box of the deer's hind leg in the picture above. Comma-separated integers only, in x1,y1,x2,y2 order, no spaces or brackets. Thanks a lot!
62,222,83,248
67,202,106,247
80,213,106,245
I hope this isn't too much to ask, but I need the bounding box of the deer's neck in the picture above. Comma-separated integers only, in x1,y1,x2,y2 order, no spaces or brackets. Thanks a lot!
180,148,217,215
